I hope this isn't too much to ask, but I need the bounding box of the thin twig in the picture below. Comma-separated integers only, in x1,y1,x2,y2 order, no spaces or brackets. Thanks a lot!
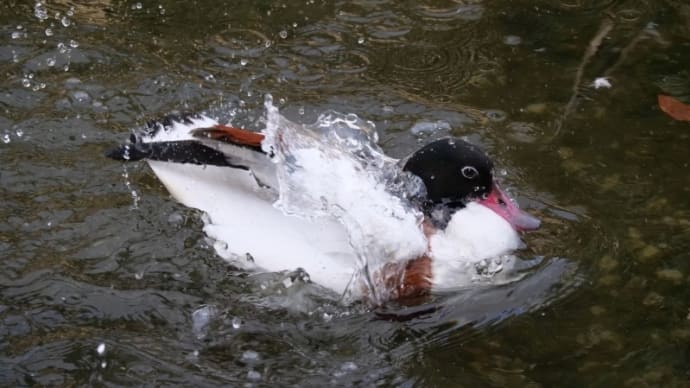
553,16,615,137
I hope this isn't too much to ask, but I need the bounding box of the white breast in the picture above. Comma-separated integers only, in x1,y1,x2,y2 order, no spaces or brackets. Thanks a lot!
429,202,522,290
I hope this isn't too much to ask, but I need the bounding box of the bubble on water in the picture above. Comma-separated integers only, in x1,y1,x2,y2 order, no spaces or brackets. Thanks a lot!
132,2,143,10
57,42,68,53
100,361,107,368
278,97,286,104
11,31,23,39
134,271,144,280
410,120,451,135
485,109,507,122
168,212,184,225
231,316,241,329
298,106,305,115
47,57,56,67
241,350,259,363
15,128,23,138
341,361,358,371
61,16,71,27
279,30,288,39
66,7,74,17
158,4,166,15
323,312,333,322
292,22,298,27
72,91,90,103
204,74,215,81
34,2,49,21
264,40,272,48
21,78,31,88
69,39,79,48
247,370,261,381
357,37,365,44
2,133,10,144
96,343,106,355
240,58,248,66
503,35,522,45
16,25,23,30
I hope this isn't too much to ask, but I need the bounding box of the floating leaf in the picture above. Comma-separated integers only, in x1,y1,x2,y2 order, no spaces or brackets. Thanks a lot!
658,94,690,121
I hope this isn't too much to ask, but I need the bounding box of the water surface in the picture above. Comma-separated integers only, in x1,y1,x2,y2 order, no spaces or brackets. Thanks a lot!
2,0,690,386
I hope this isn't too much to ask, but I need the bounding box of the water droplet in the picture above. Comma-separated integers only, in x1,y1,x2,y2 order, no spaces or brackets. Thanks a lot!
69,39,78,48
34,2,49,21
231,316,241,329
279,30,288,39
192,305,218,339
240,58,248,66
96,343,106,355
61,16,71,27
44,28,53,36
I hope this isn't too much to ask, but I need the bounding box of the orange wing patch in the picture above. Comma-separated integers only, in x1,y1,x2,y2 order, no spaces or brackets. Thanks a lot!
191,124,265,147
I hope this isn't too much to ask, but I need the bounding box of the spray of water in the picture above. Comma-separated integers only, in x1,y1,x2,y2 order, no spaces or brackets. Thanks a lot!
261,95,428,301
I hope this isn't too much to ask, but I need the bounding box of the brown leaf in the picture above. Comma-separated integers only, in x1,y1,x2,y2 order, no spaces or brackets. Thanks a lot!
658,94,690,121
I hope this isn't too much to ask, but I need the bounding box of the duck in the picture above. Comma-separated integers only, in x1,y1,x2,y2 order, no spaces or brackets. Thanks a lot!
107,110,540,303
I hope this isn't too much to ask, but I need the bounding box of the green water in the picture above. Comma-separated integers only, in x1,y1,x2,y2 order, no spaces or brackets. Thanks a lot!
2,0,690,386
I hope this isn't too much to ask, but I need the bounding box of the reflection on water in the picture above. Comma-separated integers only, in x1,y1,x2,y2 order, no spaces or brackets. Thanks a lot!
2,0,690,386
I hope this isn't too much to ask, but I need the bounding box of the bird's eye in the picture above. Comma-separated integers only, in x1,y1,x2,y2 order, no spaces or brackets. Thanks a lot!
461,166,479,179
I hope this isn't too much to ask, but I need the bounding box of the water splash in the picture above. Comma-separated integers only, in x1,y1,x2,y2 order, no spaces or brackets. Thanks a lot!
261,95,427,301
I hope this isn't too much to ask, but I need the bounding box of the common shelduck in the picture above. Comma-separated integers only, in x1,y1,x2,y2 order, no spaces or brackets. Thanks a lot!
107,102,540,304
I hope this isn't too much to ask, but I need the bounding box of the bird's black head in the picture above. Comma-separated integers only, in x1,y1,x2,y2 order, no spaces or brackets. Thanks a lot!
403,138,494,211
